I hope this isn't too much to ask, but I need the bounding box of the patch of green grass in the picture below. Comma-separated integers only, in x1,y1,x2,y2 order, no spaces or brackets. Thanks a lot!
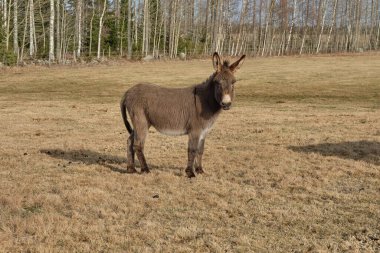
21,203,43,217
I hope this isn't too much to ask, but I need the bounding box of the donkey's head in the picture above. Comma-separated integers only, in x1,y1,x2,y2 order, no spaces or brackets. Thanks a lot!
212,52,245,110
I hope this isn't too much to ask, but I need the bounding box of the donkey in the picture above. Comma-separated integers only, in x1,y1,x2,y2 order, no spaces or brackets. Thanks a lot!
120,52,245,177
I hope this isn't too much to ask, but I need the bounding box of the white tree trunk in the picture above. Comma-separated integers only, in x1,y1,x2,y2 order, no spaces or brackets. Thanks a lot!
163,3,167,56
37,0,46,51
234,0,247,56
174,2,182,57
142,0,148,56
326,0,338,52
97,0,107,59
285,0,297,54
299,0,309,55
261,1,274,56
2,0,7,38
157,10,163,56
89,0,95,56
29,0,36,57
76,0,82,58
13,0,18,57
115,0,120,54
49,0,55,62
145,0,150,55
134,0,138,46
169,0,177,58
61,3,67,61
278,30,285,56
377,16,380,49
152,0,159,57
5,0,11,50
56,0,61,61
127,0,132,59
21,0,30,62
316,0,327,53
353,0,361,51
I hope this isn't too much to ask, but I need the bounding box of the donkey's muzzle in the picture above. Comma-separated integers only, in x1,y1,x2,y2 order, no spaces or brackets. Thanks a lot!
221,102,231,110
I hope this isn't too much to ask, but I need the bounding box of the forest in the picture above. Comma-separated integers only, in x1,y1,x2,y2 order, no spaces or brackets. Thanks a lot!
1,0,380,65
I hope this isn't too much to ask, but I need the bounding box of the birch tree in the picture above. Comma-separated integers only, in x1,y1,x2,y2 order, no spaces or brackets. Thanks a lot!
13,0,18,57
2,0,7,48
29,0,36,57
97,0,107,59
56,0,61,62
127,0,132,59
20,0,30,62
49,0,54,62
4,0,10,50
142,0,149,56
89,0,94,56
285,0,297,54
300,0,310,55
326,0,338,52
261,0,275,56
1,0,380,65
75,0,82,58
316,0,327,53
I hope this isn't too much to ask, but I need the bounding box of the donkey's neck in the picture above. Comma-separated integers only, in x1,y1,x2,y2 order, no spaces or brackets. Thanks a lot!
194,73,221,117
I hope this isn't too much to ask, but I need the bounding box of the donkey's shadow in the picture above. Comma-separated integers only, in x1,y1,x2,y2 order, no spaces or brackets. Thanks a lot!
40,148,183,174
288,141,380,165
40,148,129,173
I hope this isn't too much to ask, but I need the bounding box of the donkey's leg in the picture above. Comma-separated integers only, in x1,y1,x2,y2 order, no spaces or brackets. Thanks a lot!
186,134,200,178
126,131,137,173
133,121,150,173
195,138,205,174
130,110,150,173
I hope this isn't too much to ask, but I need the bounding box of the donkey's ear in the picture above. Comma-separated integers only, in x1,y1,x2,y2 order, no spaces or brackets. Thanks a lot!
229,55,246,72
212,52,222,72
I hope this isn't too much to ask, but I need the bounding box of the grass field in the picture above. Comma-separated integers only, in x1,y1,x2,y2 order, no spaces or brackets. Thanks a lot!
0,54,379,252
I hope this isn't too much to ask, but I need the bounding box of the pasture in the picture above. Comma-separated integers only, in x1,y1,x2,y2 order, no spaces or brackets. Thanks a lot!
0,54,379,252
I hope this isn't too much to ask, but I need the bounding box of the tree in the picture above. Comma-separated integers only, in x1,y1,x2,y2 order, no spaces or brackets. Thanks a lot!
0,0,380,65
316,0,327,53
89,0,95,56
13,0,18,58
97,0,107,59
75,0,82,58
56,0,61,62
29,0,36,57
326,0,338,52
285,0,297,54
49,0,54,62
127,0,132,59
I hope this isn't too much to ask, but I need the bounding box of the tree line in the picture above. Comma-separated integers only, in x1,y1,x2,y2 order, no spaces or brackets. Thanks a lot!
1,0,380,65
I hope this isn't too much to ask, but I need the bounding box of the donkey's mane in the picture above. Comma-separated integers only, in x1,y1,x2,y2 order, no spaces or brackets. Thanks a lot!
198,60,230,87
199,72,217,87
194,59,231,93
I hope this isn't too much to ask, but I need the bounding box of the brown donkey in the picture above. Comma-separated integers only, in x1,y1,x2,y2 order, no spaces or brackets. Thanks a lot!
120,52,245,177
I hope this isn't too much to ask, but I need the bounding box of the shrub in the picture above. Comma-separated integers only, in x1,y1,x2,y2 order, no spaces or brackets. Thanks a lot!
0,46,17,66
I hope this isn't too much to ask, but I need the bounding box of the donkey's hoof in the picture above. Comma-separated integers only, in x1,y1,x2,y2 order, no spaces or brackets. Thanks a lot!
141,167,150,173
185,168,196,178
126,166,137,174
195,167,204,174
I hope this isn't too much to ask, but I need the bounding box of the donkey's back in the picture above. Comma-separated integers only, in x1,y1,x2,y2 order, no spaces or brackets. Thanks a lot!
123,83,196,136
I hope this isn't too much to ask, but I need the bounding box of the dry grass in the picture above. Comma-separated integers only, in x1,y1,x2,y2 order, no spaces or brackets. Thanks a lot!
0,54,379,252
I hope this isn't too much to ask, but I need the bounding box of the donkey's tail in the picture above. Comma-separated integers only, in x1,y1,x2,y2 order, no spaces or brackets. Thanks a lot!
120,92,133,134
